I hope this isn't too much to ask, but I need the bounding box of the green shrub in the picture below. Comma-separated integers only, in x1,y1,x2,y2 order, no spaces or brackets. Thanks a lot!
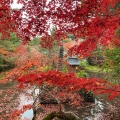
76,70,88,78
0,33,21,52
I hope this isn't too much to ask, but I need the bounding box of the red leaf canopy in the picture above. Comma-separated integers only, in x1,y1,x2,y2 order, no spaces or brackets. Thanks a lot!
12,0,120,56
17,70,120,100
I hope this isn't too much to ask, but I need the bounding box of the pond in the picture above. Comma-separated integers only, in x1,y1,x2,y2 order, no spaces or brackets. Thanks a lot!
19,93,34,120
19,89,120,120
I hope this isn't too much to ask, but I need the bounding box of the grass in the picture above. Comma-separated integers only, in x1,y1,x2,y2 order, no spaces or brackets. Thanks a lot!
80,60,111,73
76,70,88,78
0,73,5,79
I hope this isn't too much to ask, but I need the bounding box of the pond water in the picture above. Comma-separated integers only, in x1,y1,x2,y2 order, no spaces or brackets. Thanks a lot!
19,88,120,120
19,91,34,120
22,109,33,120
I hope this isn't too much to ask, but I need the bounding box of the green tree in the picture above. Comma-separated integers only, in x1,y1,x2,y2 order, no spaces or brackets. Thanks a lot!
104,47,120,84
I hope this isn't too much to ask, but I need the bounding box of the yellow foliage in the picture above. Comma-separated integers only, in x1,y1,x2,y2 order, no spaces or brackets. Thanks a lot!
0,47,9,55
70,86,74,90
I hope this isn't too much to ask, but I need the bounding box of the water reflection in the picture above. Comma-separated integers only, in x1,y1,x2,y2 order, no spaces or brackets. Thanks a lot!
18,90,119,120
22,108,33,120
19,92,34,120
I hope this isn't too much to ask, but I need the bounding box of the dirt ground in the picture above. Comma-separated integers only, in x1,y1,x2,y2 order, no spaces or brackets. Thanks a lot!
0,82,23,120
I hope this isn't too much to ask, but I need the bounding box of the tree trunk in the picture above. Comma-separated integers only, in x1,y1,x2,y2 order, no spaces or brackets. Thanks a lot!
43,111,81,120
32,109,37,120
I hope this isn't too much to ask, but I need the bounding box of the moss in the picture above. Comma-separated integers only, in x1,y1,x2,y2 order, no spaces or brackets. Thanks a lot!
42,112,56,120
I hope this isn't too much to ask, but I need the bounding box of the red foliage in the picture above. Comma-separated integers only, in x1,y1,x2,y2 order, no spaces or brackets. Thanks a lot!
0,0,14,40
12,0,120,56
17,70,120,100
0,45,59,83
0,0,120,53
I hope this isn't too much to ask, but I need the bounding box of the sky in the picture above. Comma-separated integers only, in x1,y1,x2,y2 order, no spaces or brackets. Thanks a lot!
11,0,23,9
11,0,52,9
